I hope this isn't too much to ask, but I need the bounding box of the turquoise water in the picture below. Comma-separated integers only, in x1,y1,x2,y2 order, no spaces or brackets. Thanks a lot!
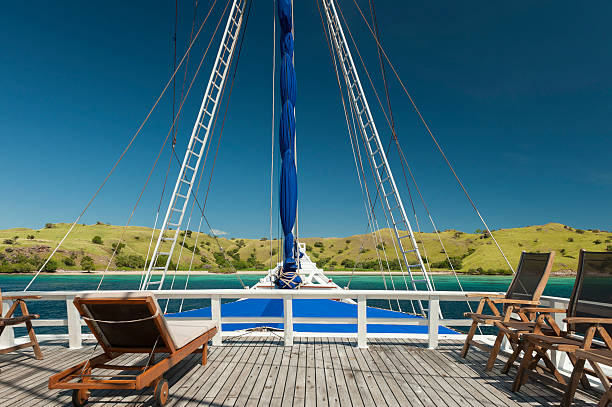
0,273,576,334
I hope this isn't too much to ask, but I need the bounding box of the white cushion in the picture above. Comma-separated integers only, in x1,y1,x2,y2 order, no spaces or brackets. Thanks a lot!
165,319,217,348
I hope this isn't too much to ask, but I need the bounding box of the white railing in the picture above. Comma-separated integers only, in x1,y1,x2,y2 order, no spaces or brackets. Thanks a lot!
0,290,568,351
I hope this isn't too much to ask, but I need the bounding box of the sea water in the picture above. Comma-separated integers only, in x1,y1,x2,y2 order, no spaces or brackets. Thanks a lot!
0,274,575,335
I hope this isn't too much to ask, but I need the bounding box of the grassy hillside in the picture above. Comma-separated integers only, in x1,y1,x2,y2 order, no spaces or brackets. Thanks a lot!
0,222,610,274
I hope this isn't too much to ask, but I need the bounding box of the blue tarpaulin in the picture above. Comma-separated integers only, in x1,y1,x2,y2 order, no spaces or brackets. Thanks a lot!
167,298,458,335
277,0,300,288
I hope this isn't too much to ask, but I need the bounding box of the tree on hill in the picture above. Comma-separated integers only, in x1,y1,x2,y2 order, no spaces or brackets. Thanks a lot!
92,236,103,245
81,256,94,271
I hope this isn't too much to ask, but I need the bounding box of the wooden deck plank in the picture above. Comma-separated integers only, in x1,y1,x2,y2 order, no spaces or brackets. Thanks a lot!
0,337,602,407
224,337,270,406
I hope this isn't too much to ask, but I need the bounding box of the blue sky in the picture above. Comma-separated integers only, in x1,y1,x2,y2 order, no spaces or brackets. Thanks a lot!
1,1,610,238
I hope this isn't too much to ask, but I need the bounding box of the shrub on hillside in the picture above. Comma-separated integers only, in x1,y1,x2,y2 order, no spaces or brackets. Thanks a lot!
81,256,95,271
116,255,145,269
27,235,35,240
607,245,612,251
92,236,103,245
431,257,463,270
575,229,585,234
63,257,75,266
45,223,54,228
112,242,126,253
593,239,602,245
567,237,574,242
43,259,58,272
3,239,14,245
313,241,323,248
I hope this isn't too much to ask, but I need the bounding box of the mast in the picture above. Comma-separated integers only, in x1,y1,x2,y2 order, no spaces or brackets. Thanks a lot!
275,0,301,289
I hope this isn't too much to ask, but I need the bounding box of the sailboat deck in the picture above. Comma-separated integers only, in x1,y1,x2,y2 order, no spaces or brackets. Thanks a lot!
0,337,600,406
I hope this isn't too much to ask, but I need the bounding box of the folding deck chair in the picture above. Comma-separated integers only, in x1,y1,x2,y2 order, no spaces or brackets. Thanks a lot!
509,250,612,407
460,251,555,370
0,288,43,361
48,292,218,407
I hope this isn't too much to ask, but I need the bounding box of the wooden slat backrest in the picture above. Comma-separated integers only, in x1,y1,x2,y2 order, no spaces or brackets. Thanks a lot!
74,295,176,354
506,251,555,303
567,250,612,338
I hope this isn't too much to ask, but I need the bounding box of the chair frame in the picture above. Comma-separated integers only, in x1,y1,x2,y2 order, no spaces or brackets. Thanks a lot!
0,288,43,360
572,348,612,407
48,295,217,406
510,250,612,407
460,251,555,370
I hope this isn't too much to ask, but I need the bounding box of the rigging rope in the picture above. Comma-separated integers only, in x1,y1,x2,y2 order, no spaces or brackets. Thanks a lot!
96,0,227,291
317,0,406,311
348,0,514,273
172,0,179,147
24,0,221,291
269,0,277,270
165,0,254,295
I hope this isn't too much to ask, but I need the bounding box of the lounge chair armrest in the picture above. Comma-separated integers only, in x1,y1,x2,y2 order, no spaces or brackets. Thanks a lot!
3,295,43,300
491,299,540,305
516,307,567,314
466,293,505,298
563,317,612,324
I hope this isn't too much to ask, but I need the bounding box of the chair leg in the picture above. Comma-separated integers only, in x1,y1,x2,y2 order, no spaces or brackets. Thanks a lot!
561,358,586,407
598,387,612,407
485,331,505,371
502,339,522,374
20,301,43,360
461,320,478,358
202,343,208,366
512,342,535,392
568,353,592,391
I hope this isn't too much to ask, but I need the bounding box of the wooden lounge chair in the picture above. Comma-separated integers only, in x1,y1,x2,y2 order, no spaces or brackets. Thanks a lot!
510,250,612,407
48,291,218,407
0,288,43,361
460,251,555,370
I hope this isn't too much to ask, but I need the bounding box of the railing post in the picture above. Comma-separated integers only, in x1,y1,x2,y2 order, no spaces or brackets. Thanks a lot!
66,297,82,349
283,296,293,346
357,295,367,349
211,295,222,346
428,296,440,349
0,299,15,348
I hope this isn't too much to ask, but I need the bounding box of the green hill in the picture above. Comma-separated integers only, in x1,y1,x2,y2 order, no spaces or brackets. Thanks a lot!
0,222,609,274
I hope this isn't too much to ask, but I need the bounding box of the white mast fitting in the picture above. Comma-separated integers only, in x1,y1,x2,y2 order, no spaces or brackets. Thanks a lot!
321,0,435,316
141,0,247,290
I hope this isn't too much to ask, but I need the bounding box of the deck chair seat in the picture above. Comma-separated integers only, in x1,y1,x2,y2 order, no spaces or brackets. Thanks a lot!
165,319,217,348
521,333,585,349
49,291,218,406
463,313,503,324
461,251,555,371
575,348,612,365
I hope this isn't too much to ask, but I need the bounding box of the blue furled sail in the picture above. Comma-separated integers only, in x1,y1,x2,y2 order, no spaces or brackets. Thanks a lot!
276,0,301,289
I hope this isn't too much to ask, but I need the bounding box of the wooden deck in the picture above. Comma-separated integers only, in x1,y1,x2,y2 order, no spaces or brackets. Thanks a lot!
0,337,600,406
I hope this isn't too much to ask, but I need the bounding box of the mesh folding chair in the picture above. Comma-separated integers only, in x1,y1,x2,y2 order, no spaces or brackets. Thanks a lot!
460,251,555,371
510,250,612,407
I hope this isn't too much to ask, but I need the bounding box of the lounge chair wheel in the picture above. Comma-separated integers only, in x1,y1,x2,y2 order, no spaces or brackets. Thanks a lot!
72,388,90,407
154,378,169,406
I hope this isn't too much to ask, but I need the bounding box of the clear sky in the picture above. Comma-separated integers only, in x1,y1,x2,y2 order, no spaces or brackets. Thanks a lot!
1,1,610,238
